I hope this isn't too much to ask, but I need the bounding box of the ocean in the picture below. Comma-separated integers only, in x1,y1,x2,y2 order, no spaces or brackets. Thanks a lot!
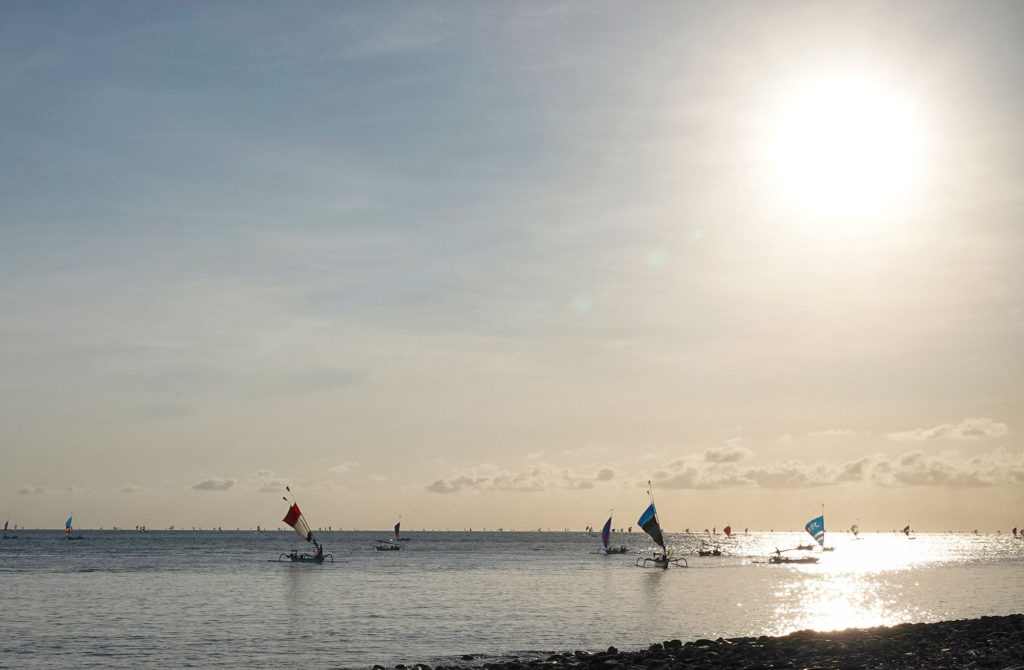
1,529,1021,668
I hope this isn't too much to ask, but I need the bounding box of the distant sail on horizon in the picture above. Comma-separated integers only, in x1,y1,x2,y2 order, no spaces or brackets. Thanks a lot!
394,521,401,540
601,516,612,550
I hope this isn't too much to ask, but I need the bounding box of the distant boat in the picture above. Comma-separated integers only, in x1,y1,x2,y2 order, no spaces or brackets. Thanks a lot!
851,519,861,539
769,549,819,564
634,481,686,568
374,539,400,551
723,525,732,538
394,519,409,542
275,486,332,563
598,514,627,554
2,519,17,539
694,541,721,557
65,515,82,540
903,523,916,540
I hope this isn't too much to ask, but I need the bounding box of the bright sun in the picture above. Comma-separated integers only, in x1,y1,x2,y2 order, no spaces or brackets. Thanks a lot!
768,77,921,218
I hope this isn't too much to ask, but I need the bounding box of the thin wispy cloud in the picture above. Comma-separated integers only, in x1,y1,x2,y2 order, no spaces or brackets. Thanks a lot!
18,485,47,495
887,417,1009,441
192,478,235,492
426,463,618,494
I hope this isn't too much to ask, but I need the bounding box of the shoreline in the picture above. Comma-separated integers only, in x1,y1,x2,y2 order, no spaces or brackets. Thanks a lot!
382,614,1024,670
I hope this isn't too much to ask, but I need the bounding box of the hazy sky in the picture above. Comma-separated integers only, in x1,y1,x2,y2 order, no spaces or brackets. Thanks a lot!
2,2,1022,532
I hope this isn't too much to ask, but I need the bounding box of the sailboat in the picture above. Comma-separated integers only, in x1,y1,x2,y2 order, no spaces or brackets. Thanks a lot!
851,519,862,539
598,514,627,554
276,486,332,563
805,506,834,551
394,518,409,542
2,519,17,539
634,482,686,568
65,515,82,540
902,523,916,540
375,519,401,551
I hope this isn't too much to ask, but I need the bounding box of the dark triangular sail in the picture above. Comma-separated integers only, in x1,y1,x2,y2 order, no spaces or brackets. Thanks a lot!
638,503,665,550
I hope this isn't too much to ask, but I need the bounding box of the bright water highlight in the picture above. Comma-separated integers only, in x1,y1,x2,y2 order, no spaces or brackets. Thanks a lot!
2,530,1021,668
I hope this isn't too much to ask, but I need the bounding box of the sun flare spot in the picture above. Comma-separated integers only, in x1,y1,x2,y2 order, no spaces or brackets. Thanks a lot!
768,77,922,218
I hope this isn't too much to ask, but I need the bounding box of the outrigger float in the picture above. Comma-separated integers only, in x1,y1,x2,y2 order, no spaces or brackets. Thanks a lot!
274,486,333,563
634,482,686,569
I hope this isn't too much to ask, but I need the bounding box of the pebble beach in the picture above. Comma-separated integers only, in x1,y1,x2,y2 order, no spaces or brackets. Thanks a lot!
388,614,1024,670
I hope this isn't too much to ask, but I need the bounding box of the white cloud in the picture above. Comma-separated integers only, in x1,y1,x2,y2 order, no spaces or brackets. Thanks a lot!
118,484,142,493
192,478,235,492
703,444,754,463
887,417,1008,441
651,447,1024,490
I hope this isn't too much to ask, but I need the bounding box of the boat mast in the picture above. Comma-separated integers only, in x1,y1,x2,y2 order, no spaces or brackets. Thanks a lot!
647,480,665,555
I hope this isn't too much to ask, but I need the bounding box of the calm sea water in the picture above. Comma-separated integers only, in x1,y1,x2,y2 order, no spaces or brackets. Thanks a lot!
1,529,1022,668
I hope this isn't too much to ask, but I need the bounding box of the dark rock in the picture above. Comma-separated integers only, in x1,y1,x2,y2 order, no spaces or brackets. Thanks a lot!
606,646,618,655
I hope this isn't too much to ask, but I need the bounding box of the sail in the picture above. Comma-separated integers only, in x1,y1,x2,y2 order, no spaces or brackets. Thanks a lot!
3,520,7,532
902,524,911,536
723,525,732,537
282,503,315,545
601,516,612,550
850,522,859,536
638,503,665,550
805,515,825,548
66,516,72,529
394,521,401,540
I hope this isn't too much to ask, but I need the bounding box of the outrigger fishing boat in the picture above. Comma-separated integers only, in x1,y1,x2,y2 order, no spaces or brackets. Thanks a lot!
694,541,721,556
394,519,409,542
65,515,82,540
634,482,686,568
597,514,628,554
374,538,400,551
768,548,819,564
275,487,332,563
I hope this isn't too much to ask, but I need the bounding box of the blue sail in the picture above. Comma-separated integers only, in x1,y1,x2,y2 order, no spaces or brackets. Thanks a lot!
601,517,612,549
638,503,665,549
805,515,825,547
66,516,73,529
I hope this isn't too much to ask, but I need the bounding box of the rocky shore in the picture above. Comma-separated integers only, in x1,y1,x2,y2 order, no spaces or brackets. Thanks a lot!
377,614,1024,670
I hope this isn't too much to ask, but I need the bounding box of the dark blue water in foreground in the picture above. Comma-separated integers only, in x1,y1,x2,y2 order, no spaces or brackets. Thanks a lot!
1,530,1022,668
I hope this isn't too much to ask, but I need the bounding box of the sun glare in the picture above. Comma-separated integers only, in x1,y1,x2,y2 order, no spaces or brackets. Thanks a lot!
767,77,921,219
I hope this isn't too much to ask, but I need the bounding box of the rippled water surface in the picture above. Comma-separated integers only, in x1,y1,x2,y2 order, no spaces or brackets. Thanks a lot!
2,530,1022,668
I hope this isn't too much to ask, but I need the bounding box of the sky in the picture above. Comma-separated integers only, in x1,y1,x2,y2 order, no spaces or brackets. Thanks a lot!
2,1,1022,532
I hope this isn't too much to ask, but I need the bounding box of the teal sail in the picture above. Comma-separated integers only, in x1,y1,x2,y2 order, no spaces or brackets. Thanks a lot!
638,503,665,549
805,515,825,548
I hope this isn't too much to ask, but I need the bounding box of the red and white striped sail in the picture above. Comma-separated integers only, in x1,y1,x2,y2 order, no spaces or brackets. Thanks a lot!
283,500,314,544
